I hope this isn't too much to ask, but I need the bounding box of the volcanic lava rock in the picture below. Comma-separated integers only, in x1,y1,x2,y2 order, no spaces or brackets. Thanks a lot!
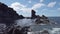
0,2,24,24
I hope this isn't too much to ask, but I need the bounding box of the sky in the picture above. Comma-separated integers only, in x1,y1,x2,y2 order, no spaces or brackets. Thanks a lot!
0,0,60,17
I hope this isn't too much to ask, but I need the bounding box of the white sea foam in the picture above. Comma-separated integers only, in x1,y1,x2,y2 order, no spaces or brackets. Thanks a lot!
50,28,60,34
27,28,60,34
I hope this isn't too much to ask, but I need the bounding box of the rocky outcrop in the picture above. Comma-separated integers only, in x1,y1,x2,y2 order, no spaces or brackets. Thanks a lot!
19,15,25,19
42,15,48,19
41,30,49,34
35,15,49,24
0,2,24,24
31,10,37,19
7,26,30,34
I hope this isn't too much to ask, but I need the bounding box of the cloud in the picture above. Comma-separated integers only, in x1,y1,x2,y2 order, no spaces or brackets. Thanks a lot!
41,9,48,11
9,2,45,17
40,0,44,3
9,2,32,17
9,2,26,11
9,2,31,12
32,3,45,10
47,2,56,8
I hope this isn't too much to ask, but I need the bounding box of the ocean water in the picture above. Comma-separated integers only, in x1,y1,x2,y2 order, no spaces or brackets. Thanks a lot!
0,17,60,34
15,17,60,34
49,17,60,24
15,17,60,27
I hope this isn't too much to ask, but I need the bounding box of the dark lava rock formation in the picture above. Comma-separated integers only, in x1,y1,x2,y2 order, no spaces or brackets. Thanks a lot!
0,2,24,24
35,15,49,24
31,10,37,19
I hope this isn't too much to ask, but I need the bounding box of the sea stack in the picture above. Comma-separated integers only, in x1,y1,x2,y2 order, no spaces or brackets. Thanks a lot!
31,10,37,19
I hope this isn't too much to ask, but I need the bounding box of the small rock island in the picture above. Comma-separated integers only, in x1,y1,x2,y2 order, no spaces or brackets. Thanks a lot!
31,10,49,24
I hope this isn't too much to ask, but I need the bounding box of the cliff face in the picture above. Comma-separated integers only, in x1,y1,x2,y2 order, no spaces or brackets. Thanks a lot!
0,2,24,24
